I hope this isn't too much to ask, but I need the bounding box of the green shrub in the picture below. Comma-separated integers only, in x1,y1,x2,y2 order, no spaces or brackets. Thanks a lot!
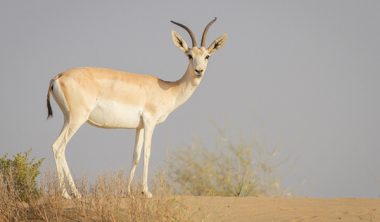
166,131,282,197
0,149,44,202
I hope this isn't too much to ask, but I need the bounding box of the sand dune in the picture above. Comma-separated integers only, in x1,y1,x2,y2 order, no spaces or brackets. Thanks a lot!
178,196,380,221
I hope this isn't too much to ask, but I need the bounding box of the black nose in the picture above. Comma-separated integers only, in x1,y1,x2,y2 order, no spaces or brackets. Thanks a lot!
195,69,203,74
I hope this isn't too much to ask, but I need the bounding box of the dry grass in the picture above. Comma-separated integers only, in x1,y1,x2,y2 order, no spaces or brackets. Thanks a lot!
166,130,283,197
0,131,285,221
0,170,196,222
0,171,29,221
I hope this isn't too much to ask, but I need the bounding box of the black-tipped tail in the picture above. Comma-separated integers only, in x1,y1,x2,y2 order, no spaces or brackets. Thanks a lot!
47,79,54,119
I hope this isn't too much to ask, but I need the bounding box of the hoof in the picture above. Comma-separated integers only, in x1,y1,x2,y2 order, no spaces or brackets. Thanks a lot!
73,192,82,199
126,191,135,199
62,190,72,199
142,191,153,198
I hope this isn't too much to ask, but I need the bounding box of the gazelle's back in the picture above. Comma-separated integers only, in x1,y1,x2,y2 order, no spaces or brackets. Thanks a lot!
52,67,173,129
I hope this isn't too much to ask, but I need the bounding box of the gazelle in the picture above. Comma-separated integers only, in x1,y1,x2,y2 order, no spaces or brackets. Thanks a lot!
46,18,227,198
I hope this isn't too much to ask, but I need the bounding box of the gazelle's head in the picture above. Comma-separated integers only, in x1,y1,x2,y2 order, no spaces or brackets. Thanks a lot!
171,18,227,78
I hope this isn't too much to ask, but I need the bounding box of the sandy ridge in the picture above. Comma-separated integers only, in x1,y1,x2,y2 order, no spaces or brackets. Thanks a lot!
177,196,380,221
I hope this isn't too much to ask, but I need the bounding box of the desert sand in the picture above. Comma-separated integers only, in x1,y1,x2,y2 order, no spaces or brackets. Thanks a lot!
178,196,380,222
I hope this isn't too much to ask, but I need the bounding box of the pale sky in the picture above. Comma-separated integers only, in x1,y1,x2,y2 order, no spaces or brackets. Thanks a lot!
0,0,379,198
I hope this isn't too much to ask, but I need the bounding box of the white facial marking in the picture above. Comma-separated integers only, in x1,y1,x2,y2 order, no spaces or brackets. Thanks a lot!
188,47,210,76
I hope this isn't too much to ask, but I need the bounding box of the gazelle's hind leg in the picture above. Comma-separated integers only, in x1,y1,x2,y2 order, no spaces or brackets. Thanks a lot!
127,128,144,196
52,120,70,198
52,118,87,198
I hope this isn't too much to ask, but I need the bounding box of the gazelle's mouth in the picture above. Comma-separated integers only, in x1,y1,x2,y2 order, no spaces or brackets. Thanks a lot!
194,73,202,78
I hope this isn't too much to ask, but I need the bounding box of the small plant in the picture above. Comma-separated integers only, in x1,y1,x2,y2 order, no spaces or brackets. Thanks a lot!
166,130,282,197
0,149,44,202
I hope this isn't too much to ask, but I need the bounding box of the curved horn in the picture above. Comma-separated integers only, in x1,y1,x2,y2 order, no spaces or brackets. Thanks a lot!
170,20,197,47
201,17,217,47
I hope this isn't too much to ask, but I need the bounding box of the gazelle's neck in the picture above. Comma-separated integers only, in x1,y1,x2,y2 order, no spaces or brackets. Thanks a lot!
173,63,203,109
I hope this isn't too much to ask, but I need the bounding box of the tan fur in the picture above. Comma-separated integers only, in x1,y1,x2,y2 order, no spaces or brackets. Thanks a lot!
51,67,183,125
47,23,227,199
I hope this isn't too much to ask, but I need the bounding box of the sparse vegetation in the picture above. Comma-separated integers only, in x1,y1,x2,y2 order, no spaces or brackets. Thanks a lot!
166,130,282,196
0,131,283,221
0,168,194,221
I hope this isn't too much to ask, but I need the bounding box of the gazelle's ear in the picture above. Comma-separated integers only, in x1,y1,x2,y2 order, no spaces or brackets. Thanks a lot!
207,33,227,55
171,31,189,53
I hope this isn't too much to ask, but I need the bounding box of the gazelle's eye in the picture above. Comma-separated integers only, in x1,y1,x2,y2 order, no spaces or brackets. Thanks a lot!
187,54,193,60
205,55,210,60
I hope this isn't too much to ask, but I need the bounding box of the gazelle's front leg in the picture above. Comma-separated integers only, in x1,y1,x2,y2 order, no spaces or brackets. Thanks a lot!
127,128,144,196
142,116,156,198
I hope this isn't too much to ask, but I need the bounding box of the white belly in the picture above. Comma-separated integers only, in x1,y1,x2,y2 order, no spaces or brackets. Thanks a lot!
88,100,142,129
